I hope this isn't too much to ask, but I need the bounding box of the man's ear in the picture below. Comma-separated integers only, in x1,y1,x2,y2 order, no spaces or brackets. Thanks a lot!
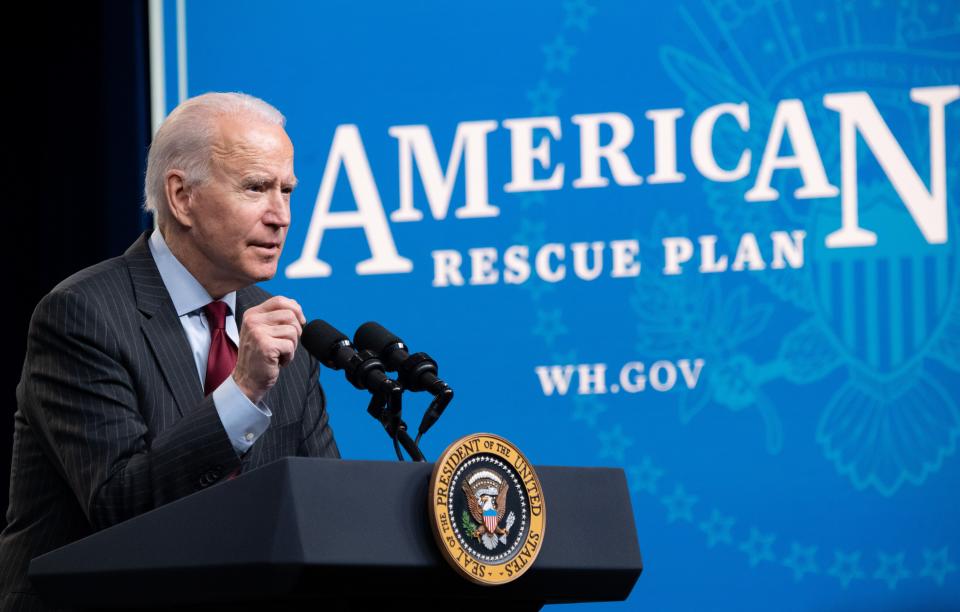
164,170,194,228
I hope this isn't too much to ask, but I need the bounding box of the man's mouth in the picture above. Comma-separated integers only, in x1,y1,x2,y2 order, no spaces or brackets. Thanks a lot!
251,242,282,252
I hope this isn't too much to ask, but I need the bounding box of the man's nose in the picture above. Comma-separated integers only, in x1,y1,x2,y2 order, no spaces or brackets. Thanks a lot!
264,189,291,227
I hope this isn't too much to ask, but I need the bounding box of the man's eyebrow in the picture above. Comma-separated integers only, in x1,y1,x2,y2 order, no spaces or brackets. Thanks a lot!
240,174,297,187
241,174,273,185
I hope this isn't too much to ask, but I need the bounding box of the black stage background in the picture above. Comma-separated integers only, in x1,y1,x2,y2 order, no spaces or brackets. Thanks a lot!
4,0,152,529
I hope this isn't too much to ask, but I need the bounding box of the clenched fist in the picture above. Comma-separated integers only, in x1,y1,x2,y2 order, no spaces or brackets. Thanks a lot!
233,296,306,404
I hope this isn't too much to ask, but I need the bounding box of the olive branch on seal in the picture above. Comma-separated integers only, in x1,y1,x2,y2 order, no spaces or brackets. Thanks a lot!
461,510,478,538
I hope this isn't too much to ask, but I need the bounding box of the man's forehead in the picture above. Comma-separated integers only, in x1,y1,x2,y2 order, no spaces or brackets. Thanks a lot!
212,115,292,157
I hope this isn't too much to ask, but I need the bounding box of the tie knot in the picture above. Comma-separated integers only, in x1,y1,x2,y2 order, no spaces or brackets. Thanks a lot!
203,301,230,331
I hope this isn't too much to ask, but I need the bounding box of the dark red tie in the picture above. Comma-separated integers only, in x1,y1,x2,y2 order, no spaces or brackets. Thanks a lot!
203,301,238,396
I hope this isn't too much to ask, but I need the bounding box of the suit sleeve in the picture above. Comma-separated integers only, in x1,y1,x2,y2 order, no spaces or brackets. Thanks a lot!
297,352,340,458
19,288,241,530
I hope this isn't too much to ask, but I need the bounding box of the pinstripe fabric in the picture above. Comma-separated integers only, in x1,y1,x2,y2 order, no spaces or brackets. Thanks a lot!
0,231,339,611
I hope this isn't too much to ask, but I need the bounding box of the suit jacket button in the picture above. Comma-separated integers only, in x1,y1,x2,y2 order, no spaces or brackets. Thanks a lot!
198,470,218,488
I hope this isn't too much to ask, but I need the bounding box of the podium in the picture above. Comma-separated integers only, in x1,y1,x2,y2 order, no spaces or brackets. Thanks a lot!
30,457,642,610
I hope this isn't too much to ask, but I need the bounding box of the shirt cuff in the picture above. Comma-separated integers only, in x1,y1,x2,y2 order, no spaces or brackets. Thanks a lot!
212,375,272,455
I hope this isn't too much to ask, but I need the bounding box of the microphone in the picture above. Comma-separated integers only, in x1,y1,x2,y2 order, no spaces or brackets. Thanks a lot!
301,319,397,397
302,319,425,462
353,322,454,440
353,322,445,393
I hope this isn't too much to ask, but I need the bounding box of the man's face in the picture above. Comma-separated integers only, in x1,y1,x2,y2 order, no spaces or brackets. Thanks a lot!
185,115,296,293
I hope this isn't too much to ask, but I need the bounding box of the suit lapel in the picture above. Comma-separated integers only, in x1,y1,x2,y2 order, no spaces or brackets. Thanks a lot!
125,231,204,418
234,286,256,330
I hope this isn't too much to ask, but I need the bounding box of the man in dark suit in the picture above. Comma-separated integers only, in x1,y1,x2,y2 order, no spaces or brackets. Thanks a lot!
0,93,339,611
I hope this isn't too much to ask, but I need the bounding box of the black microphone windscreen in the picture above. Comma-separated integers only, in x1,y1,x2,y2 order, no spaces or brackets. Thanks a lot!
302,319,349,364
354,321,401,353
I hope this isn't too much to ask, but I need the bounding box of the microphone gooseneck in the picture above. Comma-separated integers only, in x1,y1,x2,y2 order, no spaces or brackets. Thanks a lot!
353,321,454,444
302,320,425,461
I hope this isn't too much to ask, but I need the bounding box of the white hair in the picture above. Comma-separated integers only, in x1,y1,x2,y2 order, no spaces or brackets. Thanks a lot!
143,92,286,219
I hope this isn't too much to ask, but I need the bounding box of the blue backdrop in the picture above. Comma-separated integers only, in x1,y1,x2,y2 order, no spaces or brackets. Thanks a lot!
158,1,960,609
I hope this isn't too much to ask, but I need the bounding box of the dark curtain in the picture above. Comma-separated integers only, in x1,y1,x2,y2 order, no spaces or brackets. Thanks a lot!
3,0,152,529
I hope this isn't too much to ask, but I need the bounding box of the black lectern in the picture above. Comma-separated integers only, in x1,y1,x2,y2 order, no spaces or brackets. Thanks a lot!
30,458,642,610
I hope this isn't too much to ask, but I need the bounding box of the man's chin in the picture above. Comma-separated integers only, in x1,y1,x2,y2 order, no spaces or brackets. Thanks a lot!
242,262,280,285
253,267,278,283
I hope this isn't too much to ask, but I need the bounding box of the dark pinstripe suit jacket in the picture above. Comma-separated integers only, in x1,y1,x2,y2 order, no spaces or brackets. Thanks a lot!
0,231,339,611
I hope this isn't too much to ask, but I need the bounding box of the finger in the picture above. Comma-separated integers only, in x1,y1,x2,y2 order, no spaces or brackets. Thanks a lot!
256,296,306,325
245,310,303,334
289,299,306,326
275,337,297,367
264,324,301,344
248,296,286,315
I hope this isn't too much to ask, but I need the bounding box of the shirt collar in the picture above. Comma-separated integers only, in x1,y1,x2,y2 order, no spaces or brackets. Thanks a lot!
148,229,237,317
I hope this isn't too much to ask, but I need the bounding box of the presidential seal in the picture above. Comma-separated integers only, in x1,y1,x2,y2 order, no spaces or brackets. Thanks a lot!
428,433,546,586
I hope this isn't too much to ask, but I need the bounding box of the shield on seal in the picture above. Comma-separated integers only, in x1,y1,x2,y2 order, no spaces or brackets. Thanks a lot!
484,508,498,533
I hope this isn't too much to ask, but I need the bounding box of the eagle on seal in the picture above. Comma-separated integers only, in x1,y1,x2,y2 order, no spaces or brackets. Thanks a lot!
462,469,514,550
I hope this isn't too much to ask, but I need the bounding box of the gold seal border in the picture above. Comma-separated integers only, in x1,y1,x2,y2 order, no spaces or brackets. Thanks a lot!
427,433,546,586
